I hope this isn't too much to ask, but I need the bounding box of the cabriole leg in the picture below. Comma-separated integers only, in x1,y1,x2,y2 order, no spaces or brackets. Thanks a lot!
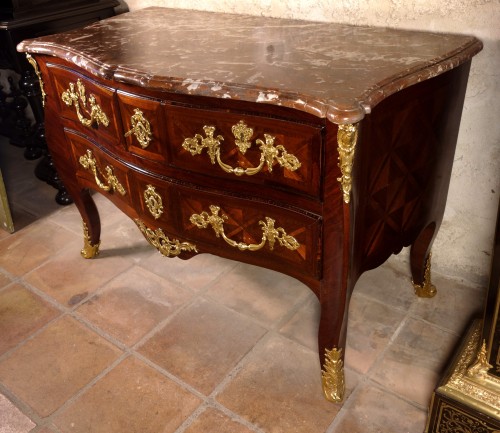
65,187,100,259
317,279,350,403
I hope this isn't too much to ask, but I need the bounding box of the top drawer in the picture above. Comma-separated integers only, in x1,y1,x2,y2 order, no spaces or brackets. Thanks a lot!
48,64,122,147
165,104,323,198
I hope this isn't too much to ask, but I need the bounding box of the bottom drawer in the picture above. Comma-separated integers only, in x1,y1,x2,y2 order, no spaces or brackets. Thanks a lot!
176,186,322,279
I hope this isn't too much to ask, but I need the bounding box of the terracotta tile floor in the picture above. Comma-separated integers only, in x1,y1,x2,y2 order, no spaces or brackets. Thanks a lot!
0,139,486,433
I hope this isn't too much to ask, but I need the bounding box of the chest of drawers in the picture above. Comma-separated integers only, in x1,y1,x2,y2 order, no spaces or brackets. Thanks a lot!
18,7,482,403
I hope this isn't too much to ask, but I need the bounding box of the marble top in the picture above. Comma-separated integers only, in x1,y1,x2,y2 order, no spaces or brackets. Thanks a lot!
17,7,482,124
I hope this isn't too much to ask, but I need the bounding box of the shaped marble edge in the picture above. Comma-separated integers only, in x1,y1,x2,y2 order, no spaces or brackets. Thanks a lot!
16,7,483,124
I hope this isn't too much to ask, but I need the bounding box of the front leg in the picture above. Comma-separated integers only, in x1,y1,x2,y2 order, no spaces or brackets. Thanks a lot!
65,185,101,259
317,276,352,403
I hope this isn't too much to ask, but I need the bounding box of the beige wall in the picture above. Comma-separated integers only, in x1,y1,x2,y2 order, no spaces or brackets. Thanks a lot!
124,0,500,285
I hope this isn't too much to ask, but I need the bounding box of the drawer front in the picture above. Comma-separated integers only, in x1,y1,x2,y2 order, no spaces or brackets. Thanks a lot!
49,65,121,147
65,127,321,278
166,105,322,198
177,186,321,278
65,129,132,208
117,91,168,163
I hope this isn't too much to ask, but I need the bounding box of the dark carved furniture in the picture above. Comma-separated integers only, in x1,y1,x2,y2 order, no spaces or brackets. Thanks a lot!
1,0,119,204
484,198,500,380
426,199,500,432
18,7,482,402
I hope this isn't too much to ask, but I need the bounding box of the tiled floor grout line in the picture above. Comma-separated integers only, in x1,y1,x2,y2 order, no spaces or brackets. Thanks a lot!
271,288,316,331
0,266,23,283
325,374,431,433
406,310,472,338
174,399,268,433
0,310,68,365
0,382,44,429
38,352,133,428
192,330,282,433
0,309,130,429
356,306,437,413
132,350,264,433
199,287,313,335
359,312,411,385
174,260,241,297
324,375,368,433
208,330,275,399
367,375,431,412
0,224,84,282
0,316,59,364
170,403,213,433
352,289,418,316
132,351,208,401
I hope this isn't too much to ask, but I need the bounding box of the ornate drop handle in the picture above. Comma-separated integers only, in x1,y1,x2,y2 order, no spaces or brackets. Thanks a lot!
182,120,301,176
61,79,109,128
189,205,300,252
79,149,126,195
124,108,152,149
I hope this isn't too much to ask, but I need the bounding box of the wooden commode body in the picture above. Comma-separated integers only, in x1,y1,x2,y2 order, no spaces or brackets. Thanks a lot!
18,7,482,402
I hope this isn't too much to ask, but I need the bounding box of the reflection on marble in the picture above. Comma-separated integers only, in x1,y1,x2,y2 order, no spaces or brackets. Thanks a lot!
17,7,482,123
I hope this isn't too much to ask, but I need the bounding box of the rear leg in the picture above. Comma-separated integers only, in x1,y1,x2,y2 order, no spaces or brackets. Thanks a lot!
410,223,437,298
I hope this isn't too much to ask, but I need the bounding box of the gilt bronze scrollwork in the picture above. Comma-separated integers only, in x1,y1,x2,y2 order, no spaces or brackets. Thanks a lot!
61,79,109,128
182,120,301,177
322,347,345,403
438,321,500,423
190,205,300,252
412,253,437,298
135,219,197,257
231,120,253,153
81,222,100,259
79,150,126,196
337,123,358,204
144,185,163,219
26,54,46,106
124,108,152,149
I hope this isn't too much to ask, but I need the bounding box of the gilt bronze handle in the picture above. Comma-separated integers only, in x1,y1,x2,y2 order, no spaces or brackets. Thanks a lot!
79,150,126,195
190,205,300,252
61,79,109,128
182,120,301,177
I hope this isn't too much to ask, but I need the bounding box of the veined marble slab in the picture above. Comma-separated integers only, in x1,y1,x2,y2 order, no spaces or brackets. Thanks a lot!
17,7,482,123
